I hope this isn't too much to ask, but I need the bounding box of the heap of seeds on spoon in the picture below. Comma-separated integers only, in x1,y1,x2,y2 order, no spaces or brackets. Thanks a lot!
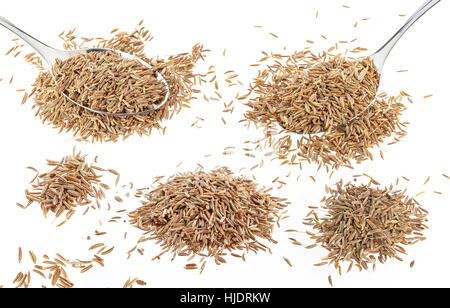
13,21,208,142
243,48,408,170
129,167,289,269
246,54,380,134
52,51,168,115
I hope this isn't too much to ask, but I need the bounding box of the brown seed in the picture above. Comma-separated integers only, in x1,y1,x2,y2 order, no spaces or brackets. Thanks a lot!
314,262,328,267
269,32,279,38
80,264,93,273
283,257,292,267
29,251,37,264
101,247,114,255
21,92,28,105
89,243,105,250
185,263,198,270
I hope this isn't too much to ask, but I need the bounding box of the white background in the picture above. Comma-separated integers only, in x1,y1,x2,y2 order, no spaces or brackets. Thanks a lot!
0,0,449,288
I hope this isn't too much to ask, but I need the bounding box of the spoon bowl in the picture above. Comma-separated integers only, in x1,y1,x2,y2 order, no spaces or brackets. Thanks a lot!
54,48,170,116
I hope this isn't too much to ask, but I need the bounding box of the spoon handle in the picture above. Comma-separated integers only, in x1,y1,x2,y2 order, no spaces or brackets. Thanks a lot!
0,16,59,65
372,0,440,70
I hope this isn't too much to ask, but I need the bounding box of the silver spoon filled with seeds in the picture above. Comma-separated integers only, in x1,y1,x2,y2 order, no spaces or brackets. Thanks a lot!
263,0,440,135
0,16,170,117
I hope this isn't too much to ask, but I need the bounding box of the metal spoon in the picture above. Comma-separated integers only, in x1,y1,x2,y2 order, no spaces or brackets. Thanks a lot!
281,0,440,135
370,0,440,73
0,16,170,117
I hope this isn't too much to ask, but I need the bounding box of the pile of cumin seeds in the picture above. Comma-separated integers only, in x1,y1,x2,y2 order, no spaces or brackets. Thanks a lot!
52,51,168,114
21,149,115,220
16,22,207,142
303,179,428,272
243,49,408,170
129,167,289,265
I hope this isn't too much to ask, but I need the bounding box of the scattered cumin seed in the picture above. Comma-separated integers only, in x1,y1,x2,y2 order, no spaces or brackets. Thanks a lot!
269,32,279,38
80,264,93,273
29,251,37,264
21,92,28,105
185,263,198,270
283,257,292,267
314,262,328,267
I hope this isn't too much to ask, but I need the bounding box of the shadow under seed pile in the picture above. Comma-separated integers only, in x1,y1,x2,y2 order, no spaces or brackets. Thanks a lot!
303,179,428,272
129,167,289,263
